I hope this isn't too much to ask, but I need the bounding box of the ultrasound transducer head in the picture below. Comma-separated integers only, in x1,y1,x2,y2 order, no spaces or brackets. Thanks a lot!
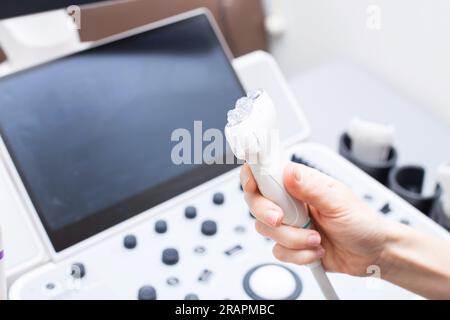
224,90,339,300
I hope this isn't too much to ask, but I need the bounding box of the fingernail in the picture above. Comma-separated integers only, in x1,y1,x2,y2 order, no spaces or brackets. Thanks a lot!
307,234,321,246
265,210,280,226
241,169,250,189
316,248,325,258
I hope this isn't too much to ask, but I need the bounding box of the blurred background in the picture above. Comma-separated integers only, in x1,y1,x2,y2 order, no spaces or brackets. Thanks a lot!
1,0,449,127
269,0,450,127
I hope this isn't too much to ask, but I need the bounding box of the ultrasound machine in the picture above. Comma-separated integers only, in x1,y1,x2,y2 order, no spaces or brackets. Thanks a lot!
0,7,449,300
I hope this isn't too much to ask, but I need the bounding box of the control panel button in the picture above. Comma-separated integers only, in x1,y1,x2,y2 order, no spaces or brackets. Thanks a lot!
46,283,56,290
70,263,86,279
224,245,243,257
185,206,197,219
185,293,199,300
400,218,411,225
166,277,180,286
155,220,168,234
198,269,213,283
194,246,206,255
243,264,302,300
162,248,179,265
213,192,225,205
124,235,137,249
201,220,217,236
380,203,392,214
138,286,157,300
234,225,246,234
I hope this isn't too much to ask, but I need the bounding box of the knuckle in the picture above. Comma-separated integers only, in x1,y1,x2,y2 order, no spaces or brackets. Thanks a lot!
272,245,287,262
288,236,305,249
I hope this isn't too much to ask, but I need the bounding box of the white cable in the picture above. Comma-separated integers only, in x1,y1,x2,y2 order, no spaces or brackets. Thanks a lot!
309,261,338,300
225,90,339,300
0,226,7,300
348,117,395,163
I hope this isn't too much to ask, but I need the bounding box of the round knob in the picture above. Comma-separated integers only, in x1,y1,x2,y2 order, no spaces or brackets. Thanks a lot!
155,220,167,234
162,248,179,266
243,264,302,300
201,220,217,236
123,235,137,249
138,286,157,300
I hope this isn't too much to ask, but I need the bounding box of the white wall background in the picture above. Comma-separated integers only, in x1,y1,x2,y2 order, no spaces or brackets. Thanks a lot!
266,0,450,127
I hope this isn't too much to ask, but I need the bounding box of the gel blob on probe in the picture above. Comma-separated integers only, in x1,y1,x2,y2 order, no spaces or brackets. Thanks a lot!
225,90,339,300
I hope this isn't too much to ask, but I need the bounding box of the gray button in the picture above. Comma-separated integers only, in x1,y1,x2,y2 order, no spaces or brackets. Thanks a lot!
201,220,217,236
185,206,197,219
124,235,137,249
194,246,206,255
155,220,167,234
167,277,180,286
400,218,410,225
138,286,157,300
380,203,391,214
225,245,243,257
198,269,213,283
162,248,179,265
234,225,246,234
213,192,225,205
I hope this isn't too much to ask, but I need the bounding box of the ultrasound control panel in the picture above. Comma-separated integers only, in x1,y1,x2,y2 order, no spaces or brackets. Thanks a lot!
10,143,449,300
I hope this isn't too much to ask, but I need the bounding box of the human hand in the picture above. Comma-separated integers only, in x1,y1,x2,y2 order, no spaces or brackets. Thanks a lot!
241,162,389,276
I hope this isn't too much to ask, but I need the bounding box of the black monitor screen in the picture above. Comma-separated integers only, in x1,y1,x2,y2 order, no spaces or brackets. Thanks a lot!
0,13,244,251
1,0,109,19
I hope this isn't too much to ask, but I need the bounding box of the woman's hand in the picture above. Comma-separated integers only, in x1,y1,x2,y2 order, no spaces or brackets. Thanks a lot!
241,162,388,276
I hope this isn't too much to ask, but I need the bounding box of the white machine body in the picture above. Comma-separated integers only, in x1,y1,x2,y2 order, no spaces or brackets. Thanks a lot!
10,142,450,300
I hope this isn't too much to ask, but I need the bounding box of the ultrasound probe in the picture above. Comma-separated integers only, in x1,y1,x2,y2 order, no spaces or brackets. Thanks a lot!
225,90,339,300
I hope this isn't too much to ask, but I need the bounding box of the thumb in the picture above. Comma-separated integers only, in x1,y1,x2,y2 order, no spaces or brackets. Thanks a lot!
283,162,356,213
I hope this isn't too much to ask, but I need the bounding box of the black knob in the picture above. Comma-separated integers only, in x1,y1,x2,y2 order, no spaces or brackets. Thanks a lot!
201,220,217,236
184,206,197,219
213,192,225,205
138,286,157,300
162,248,179,265
155,220,167,234
124,235,137,249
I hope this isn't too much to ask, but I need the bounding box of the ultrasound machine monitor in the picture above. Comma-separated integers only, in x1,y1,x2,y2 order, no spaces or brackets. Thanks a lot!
0,10,244,254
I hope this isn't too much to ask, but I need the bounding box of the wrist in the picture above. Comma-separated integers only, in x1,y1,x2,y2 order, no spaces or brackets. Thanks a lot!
375,220,450,299
375,220,408,282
